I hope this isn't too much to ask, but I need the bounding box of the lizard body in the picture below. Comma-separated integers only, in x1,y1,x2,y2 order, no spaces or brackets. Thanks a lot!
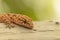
0,13,33,29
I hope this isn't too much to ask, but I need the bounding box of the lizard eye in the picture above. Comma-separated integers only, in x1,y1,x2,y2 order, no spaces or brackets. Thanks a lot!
23,20,27,24
23,20,29,24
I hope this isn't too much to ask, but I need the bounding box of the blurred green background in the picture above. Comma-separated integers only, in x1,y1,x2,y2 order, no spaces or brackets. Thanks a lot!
0,0,55,21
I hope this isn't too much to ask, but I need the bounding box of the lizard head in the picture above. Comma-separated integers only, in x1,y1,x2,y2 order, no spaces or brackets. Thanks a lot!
20,15,33,29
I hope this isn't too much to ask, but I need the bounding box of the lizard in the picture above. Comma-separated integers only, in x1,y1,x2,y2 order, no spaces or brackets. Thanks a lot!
0,13,33,29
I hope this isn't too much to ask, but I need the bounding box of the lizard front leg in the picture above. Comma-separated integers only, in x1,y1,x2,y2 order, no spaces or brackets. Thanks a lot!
4,19,15,29
1,14,15,29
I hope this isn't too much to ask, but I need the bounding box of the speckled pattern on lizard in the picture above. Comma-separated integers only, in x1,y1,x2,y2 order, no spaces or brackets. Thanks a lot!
0,13,33,29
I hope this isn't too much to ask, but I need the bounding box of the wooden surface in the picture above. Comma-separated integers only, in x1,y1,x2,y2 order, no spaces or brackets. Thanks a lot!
0,21,60,40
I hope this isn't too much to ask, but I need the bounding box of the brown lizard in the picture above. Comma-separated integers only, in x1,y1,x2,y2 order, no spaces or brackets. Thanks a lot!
0,13,33,29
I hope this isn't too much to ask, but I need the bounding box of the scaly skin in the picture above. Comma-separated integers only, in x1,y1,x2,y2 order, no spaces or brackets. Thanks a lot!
0,13,33,29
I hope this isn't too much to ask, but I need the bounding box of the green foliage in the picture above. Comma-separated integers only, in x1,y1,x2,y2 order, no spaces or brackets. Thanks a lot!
0,0,55,21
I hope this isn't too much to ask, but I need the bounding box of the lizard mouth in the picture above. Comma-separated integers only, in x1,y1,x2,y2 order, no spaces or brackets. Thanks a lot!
22,20,33,29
